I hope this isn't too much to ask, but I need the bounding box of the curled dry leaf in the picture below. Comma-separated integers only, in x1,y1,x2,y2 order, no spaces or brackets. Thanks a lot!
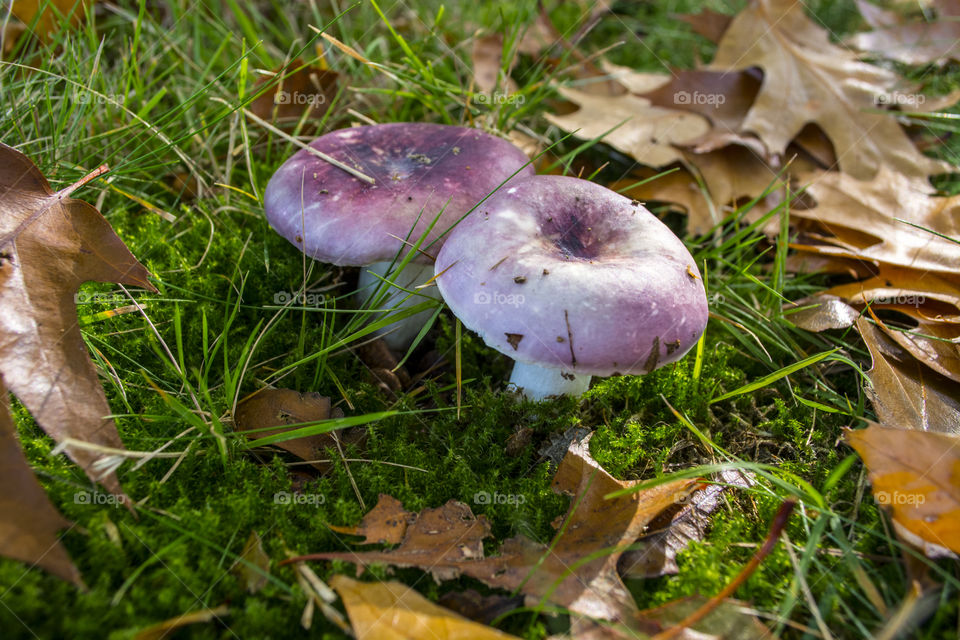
231,531,270,594
619,470,754,580
793,167,960,275
133,605,229,640
858,317,960,434
846,424,960,555
234,388,360,472
788,296,860,332
330,574,519,640
0,377,82,586
471,33,518,95
0,143,155,496
304,433,700,621
709,0,949,180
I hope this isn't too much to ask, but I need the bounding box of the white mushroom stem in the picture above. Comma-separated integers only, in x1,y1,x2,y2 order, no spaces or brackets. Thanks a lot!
508,361,592,400
356,261,441,350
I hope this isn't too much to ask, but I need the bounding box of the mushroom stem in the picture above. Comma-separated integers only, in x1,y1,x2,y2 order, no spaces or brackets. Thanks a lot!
357,261,441,350
508,361,592,400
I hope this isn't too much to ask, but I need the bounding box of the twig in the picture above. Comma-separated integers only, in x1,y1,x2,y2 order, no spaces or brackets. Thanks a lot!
210,97,375,184
652,499,797,640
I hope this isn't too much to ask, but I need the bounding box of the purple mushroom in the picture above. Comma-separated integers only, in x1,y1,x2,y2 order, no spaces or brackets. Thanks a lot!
434,175,708,400
264,123,534,349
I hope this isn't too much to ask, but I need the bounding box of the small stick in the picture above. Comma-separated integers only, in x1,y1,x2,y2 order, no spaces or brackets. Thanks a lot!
651,499,797,640
210,97,375,184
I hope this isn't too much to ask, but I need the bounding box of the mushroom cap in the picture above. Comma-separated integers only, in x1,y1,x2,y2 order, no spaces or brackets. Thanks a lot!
263,123,534,266
434,175,708,376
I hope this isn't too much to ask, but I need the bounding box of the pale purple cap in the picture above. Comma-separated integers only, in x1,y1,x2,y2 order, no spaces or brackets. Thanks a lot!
263,123,534,265
434,175,708,376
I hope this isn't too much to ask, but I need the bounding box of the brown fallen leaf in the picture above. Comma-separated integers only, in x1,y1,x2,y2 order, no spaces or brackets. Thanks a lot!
674,9,734,43
708,0,949,180
472,33,518,96
854,0,904,29
234,388,359,472
846,424,960,555
133,605,229,640
619,470,754,580
857,317,960,434
635,69,762,148
231,531,270,594
437,589,525,626
301,433,700,621
249,59,339,131
848,1,960,65
11,0,88,40
0,377,82,586
330,574,519,640
788,295,860,332
545,87,710,168
328,493,412,545
0,143,154,496
793,167,960,275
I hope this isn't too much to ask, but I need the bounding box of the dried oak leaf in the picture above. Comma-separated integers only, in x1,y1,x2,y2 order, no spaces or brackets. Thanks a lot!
709,0,949,180
308,433,699,621
234,388,359,473
792,166,960,275
0,143,154,496
847,424,960,555
330,575,519,639
0,377,81,585
857,318,960,434
545,88,710,168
